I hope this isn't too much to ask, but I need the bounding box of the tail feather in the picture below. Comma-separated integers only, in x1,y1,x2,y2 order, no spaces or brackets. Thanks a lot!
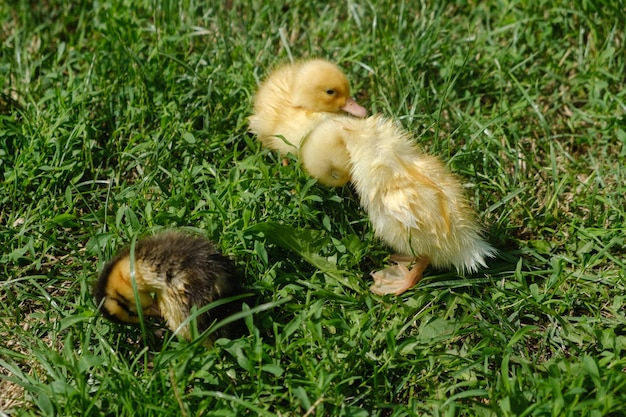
457,238,497,274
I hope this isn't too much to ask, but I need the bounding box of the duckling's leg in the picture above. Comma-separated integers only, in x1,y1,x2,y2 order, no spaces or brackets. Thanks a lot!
370,256,430,296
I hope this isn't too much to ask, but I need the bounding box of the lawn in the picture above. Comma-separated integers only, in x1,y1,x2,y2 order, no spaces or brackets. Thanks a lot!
1,0,625,415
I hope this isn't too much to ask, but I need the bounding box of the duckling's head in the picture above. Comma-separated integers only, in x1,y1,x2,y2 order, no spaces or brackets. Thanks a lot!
291,59,367,118
300,118,352,187
94,256,160,325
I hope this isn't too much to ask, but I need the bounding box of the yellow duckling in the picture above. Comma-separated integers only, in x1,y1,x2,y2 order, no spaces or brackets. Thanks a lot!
301,115,496,295
94,231,247,343
249,58,367,157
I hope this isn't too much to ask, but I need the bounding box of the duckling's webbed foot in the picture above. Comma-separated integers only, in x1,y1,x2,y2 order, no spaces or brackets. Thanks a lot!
369,256,429,295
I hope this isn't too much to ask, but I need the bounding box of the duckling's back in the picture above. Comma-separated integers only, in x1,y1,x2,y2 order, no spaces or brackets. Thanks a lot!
136,232,246,340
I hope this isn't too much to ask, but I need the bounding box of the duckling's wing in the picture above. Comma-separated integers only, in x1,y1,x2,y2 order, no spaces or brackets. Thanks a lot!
382,174,451,236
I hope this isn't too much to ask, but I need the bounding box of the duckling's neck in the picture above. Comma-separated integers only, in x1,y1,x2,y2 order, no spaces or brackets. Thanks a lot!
132,259,193,339
130,259,166,293
158,286,191,339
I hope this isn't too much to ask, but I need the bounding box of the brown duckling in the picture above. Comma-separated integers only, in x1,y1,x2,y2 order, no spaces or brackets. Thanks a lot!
94,231,247,343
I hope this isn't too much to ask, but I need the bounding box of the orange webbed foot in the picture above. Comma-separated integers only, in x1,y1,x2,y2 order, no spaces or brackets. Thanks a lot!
369,256,430,295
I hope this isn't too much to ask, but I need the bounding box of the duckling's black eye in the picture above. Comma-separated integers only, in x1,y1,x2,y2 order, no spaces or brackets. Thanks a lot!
326,89,336,96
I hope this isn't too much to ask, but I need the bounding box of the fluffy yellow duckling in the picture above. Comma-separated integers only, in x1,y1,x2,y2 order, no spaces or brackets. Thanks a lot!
248,58,367,157
94,231,247,343
301,115,496,295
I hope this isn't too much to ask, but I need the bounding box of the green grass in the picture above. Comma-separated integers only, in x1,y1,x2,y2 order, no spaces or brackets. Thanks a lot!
1,0,625,415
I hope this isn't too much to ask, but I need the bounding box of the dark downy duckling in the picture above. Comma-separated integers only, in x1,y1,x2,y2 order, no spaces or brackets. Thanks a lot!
94,231,247,343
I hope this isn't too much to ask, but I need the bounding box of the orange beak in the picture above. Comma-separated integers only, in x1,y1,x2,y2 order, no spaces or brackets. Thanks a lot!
341,98,367,118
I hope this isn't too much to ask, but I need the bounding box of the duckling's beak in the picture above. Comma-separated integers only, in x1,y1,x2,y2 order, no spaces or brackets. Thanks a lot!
342,98,368,118
145,302,161,318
